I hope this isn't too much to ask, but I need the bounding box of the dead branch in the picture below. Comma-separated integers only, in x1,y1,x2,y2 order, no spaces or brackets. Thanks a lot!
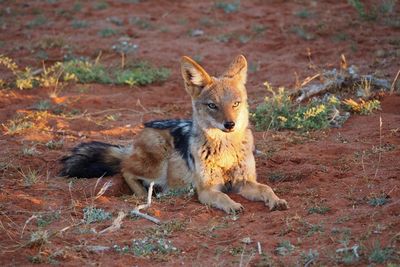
99,211,126,234
390,69,400,95
293,66,391,103
130,182,160,224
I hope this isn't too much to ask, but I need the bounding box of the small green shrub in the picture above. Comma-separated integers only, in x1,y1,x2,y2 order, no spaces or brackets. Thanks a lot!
252,83,340,131
115,63,170,86
368,195,390,207
83,207,111,224
368,242,395,264
215,0,240,13
275,240,295,256
113,237,178,256
71,20,89,29
98,28,118,37
308,204,331,214
63,60,111,84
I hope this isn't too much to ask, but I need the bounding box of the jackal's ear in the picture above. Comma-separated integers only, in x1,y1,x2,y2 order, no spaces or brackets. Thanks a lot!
181,56,212,98
223,55,247,85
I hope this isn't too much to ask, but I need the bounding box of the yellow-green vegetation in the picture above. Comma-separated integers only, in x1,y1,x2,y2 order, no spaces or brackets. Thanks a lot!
343,98,381,114
252,82,340,131
0,55,170,89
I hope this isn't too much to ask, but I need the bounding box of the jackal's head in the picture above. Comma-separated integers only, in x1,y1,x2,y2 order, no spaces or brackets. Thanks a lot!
181,55,249,134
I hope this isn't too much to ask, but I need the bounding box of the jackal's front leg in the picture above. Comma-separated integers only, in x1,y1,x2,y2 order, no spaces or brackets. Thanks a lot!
239,181,288,211
197,187,243,214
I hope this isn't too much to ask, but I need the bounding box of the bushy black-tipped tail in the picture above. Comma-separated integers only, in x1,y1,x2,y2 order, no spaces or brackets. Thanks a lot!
60,141,127,178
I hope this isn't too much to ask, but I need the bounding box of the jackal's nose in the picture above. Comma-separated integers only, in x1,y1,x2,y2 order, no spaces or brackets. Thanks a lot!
224,121,235,130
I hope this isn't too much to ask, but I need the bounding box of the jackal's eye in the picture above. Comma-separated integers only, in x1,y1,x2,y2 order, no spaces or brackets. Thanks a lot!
207,103,218,110
233,101,241,108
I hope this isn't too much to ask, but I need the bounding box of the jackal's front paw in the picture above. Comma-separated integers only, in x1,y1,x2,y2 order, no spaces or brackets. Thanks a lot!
223,202,244,214
267,198,288,211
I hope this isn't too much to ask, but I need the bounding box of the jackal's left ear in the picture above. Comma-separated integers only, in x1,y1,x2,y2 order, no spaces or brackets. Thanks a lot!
223,55,247,84
181,56,212,98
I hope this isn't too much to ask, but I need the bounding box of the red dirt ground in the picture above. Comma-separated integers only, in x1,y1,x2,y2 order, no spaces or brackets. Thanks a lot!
1,1,399,266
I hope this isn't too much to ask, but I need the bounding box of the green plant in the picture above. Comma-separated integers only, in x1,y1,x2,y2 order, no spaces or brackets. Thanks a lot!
113,237,178,256
83,207,111,224
308,204,331,215
115,62,170,86
20,168,40,186
343,98,381,114
93,1,109,10
368,195,390,207
268,172,287,182
63,60,111,84
215,0,240,13
275,240,295,256
28,15,47,28
130,17,153,29
296,9,311,19
22,145,40,156
37,211,61,227
301,249,319,266
71,20,89,29
98,28,118,37
368,241,395,264
34,100,52,110
252,84,340,131
28,230,49,247
348,0,378,20
45,140,64,150
291,26,315,40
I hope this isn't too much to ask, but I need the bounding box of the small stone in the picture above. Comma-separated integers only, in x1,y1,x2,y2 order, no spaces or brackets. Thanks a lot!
241,237,251,244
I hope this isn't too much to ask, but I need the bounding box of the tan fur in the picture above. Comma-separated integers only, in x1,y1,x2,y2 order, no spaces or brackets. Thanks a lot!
119,55,288,213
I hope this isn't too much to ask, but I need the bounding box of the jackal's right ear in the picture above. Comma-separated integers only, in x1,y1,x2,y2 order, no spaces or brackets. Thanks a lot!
181,56,212,98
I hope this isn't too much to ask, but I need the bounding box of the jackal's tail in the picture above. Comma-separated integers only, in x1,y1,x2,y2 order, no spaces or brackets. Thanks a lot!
60,141,130,178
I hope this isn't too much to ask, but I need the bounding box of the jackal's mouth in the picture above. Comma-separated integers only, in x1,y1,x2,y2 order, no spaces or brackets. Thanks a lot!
221,128,235,133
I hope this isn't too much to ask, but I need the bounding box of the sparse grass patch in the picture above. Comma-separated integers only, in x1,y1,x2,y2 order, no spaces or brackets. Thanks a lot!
98,28,118,37
275,240,295,256
268,172,287,182
308,204,331,215
22,145,40,156
71,20,89,29
3,119,34,135
295,9,311,19
368,195,390,207
20,168,40,186
156,186,194,200
291,26,315,40
114,62,170,86
93,1,109,10
215,0,241,13
45,140,64,150
34,100,52,110
83,207,111,224
37,211,61,227
368,241,395,264
113,237,178,257
130,17,153,30
301,249,319,266
28,15,47,28
28,230,49,247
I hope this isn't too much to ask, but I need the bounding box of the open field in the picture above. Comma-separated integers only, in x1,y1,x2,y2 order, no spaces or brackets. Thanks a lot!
0,1,399,266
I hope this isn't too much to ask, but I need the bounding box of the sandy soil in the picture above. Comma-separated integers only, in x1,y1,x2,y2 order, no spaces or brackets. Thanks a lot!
0,0,399,266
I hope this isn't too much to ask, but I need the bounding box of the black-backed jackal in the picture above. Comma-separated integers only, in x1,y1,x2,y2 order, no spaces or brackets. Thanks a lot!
61,55,288,213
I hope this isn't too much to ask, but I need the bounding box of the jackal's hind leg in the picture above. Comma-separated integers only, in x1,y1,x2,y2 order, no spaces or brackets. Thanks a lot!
239,181,288,211
122,172,147,197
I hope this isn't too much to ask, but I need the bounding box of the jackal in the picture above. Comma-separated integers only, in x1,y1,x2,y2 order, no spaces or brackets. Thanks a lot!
61,55,288,213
